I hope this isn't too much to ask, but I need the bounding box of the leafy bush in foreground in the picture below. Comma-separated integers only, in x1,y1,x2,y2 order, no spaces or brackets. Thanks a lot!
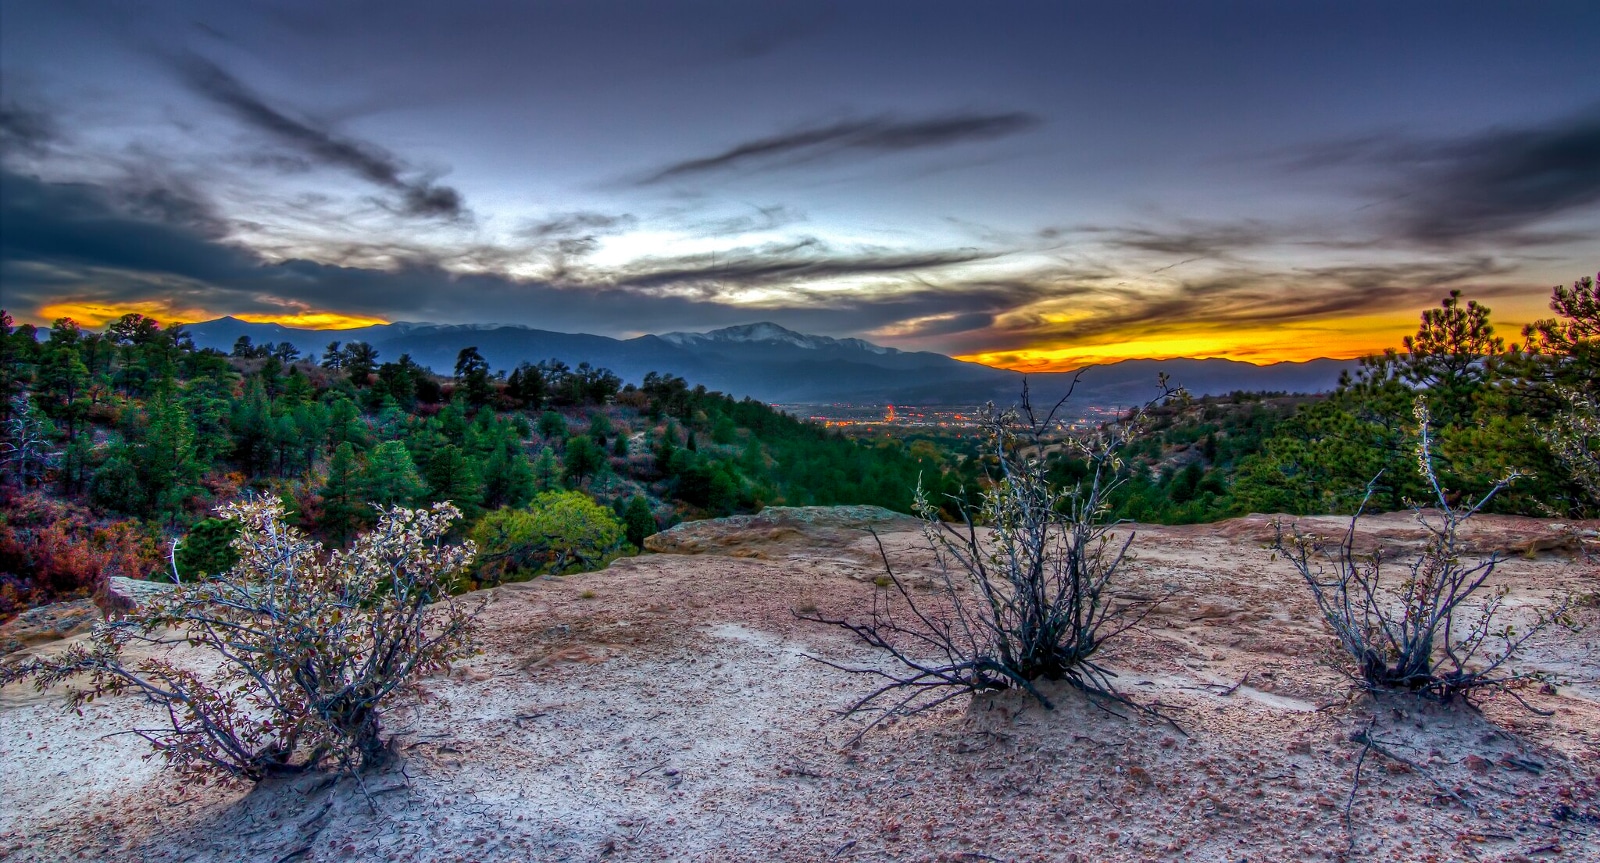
2,500,481,781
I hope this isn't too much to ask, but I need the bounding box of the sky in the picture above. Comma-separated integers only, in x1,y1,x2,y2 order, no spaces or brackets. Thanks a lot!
1,0,1597,370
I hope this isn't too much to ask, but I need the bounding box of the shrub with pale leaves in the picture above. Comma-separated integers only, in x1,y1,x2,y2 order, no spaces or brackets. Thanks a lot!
2,500,481,781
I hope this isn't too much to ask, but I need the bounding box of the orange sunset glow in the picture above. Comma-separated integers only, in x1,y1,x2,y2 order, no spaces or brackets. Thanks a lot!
36,302,388,331
955,312,1527,372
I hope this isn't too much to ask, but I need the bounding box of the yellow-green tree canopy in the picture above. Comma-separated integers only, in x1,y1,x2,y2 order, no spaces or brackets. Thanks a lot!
469,490,626,586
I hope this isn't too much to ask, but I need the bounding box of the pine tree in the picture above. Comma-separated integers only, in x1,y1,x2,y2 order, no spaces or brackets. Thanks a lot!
483,437,536,510
361,441,427,507
90,452,146,514
343,341,378,386
320,442,365,544
424,444,483,519
537,410,567,442
454,347,493,408
623,495,656,548
561,434,606,487
140,392,203,523
321,341,346,370
36,322,89,444
532,446,560,492
173,518,240,580
0,311,22,425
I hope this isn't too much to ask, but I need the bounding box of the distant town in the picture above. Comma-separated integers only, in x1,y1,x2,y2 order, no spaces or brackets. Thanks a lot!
772,403,1131,432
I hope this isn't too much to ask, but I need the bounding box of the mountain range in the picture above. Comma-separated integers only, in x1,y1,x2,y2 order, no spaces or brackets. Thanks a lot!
183,317,1357,407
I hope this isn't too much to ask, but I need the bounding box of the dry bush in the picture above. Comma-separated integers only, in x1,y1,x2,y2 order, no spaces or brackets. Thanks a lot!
0,492,160,618
802,380,1178,740
1273,401,1574,705
2,500,482,781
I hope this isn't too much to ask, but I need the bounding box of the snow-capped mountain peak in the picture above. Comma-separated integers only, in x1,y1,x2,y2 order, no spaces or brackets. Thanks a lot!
658,322,895,354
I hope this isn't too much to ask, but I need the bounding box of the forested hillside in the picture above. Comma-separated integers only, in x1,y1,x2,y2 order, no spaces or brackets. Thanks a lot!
0,274,1595,621
1065,276,1600,524
0,316,977,619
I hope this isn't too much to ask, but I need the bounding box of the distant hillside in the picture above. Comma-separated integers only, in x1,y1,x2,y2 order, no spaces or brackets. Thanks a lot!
182,318,1357,406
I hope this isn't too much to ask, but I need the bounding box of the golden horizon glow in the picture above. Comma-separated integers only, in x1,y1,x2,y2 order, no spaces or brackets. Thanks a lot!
32,302,388,331
230,312,389,330
28,296,1548,369
955,310,1538,371
36,301,214,330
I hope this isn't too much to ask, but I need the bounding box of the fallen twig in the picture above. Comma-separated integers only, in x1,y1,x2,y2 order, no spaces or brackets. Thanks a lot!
1358,731,1481,817
1344,717,1377,857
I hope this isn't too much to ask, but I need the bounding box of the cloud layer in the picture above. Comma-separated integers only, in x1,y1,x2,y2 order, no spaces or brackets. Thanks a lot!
1292,108,1600,246
640,112,1041,184
177,54,466,219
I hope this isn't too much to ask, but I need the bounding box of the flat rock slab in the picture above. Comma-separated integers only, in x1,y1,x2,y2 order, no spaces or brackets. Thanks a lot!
0,599,99,655
644,505,920,556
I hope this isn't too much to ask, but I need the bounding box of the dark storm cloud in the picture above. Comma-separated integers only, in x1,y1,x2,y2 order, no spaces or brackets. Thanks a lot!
639,112,1041,184
0,169,254,286
0,100,57,157
1295,109,1600,246
175,54,466,219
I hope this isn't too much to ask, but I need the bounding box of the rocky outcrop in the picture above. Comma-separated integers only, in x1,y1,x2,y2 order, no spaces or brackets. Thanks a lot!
0,599,100,655
1,578,178,656
644,505,920,558
1215,512,1599,559
93,576,176,620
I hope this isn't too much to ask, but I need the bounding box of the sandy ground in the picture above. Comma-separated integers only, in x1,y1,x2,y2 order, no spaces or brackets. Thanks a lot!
1,512,1598,862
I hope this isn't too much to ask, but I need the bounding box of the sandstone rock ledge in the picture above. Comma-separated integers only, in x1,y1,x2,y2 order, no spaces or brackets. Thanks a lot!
643,504,920,558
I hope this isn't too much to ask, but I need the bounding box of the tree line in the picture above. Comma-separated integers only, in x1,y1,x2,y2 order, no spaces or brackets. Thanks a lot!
1053,274,1599,523
0,313,970,615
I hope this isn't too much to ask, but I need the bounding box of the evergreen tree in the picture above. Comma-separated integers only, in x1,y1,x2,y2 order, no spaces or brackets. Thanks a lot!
140,392,203,522
0,311,22,425
320,341,346,370
622,495,656,548
507,362,546,409
561,434,606,487
230,377,273,476
320,442,365,544
537,409,567,441
361,441,427,507
90,452,145,514
454,346,493,408
36,320,89,444
343,341,378,385
174,518,240,581
424,443,483,519
532,445,560,491
482,437,536,510
326,396,368,450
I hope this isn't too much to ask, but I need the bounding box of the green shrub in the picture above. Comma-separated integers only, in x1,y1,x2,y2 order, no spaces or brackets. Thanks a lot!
469,490,626,586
